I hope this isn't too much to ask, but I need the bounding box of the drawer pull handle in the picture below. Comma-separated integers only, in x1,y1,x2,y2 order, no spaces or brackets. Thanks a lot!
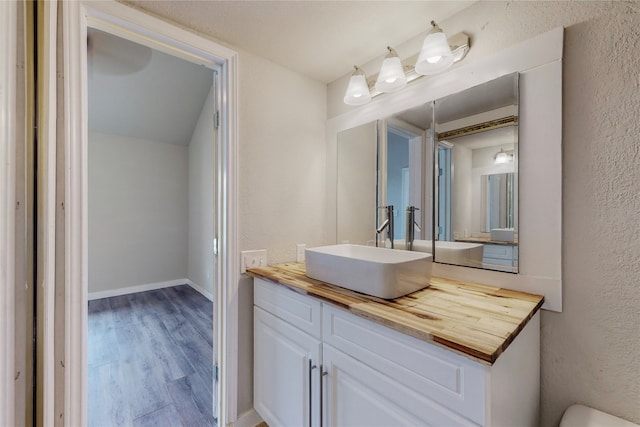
308,359,317,427
319,366,328,427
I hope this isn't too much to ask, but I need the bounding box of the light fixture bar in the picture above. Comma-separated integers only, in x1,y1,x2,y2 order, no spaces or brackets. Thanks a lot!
359,32,470,101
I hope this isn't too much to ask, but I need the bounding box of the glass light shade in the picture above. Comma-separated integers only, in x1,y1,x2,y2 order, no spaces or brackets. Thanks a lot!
494,150,510,164
415,31,454,75
343,73,371,106
375,56,407,93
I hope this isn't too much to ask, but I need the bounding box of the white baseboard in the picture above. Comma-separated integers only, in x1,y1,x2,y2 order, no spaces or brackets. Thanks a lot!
88,279,189,300
88,278,215,302
185,279,214,302
232,409,263,427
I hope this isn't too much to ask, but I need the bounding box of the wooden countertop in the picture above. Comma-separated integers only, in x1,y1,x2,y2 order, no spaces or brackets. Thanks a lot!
248,263,543,365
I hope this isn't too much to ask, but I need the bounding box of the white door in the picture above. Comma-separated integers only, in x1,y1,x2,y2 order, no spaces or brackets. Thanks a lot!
254,307,321,427
322,344,478,427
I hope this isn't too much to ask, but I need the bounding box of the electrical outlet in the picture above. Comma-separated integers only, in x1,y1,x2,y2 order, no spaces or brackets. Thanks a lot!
241,249,267,273
296,243,306,262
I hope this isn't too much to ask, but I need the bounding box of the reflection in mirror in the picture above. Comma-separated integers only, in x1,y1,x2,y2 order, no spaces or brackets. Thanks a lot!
336,122,378,246
378,104,432,249
434,73,519,273
335,104,433,250
482,172,515,232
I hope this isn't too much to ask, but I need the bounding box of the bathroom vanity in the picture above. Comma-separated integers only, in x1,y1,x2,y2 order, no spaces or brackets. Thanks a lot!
249,263,543,427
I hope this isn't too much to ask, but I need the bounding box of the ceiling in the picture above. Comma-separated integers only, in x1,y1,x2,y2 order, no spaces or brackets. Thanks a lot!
89,1,477,145
88,28,213,145
124,0,475,84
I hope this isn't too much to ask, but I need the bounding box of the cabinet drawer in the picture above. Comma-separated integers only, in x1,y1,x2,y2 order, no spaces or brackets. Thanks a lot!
254,278,322,339
323,344,480,427
323,305,486,425
483,244,514,259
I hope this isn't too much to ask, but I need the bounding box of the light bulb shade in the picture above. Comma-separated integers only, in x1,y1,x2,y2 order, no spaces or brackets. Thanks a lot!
494,150,510,164
375,56,407,93
415,31,454,75
343,73,371,106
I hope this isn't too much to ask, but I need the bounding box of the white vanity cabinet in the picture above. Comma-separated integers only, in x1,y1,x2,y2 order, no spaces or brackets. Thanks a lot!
253,278,322,427
482,244,519,272
254,277,540,427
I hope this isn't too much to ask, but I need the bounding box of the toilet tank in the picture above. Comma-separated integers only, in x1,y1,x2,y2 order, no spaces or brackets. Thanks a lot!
560,404,639,427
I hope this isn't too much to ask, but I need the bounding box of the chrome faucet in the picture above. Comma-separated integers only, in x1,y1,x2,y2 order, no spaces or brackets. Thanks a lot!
405,206,421,251
376,205,394,249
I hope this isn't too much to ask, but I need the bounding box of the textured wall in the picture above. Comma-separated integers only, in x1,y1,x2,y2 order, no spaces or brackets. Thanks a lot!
544,6,640,426
328,2,640,425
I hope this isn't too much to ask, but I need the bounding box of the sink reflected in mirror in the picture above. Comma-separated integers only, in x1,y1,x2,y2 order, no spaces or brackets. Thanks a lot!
305,244,432,299
435,73,519,273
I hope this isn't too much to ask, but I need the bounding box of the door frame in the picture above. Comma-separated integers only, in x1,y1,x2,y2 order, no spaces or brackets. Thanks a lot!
61,2,239,426
0,1,17,425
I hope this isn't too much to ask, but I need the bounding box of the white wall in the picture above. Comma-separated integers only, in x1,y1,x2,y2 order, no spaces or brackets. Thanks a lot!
187,85,214,297
88,131,189,293
235,50,327,414
328,2,640,425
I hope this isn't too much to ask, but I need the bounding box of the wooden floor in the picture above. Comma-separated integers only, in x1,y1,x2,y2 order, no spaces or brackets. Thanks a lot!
88,285,216,427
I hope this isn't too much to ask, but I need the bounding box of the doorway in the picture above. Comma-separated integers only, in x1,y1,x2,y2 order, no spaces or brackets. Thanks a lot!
60,2,240,425
86,27,217,425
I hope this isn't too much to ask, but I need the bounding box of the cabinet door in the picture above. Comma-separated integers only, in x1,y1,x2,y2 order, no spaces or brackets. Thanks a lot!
254,307,321,427
322,344,479,427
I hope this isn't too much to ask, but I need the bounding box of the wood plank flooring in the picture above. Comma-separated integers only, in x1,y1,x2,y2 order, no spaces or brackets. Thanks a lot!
88,285,216,427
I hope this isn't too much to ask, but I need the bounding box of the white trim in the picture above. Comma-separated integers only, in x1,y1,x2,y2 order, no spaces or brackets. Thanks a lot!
232,409,264,427
41,2,58,424
87,279,192,301
186,279,215,302
326,27,563,312
62,1,239,426
62,3,89,426
0,1,17,426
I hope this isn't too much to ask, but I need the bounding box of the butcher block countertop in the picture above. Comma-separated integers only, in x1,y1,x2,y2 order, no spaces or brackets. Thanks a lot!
247,262,543,365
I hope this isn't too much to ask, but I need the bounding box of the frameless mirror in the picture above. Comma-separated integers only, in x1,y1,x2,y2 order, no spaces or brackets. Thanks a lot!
336,103,433,248
336,73,519,274
434,72,519,273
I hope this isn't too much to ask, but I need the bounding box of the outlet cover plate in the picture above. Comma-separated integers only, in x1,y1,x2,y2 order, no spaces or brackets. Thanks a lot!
296,244,306,262
241,249,267,273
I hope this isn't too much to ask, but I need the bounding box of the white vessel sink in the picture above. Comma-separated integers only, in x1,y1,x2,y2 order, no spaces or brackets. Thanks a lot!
305,244,432,299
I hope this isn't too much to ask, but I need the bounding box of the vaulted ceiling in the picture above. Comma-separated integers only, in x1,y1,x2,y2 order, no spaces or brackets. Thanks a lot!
90,1,476,145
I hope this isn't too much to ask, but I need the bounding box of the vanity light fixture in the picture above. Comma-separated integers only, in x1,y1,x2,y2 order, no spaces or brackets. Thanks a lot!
375,46,407,93
342,21,470,106
494,148,514,165
343,65,372,106
415,21,454,75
